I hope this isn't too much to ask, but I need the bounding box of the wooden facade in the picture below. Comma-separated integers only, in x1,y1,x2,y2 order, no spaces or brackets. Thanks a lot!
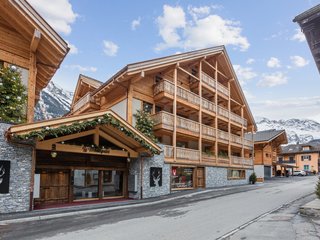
0,0,69,122
70,46,256,173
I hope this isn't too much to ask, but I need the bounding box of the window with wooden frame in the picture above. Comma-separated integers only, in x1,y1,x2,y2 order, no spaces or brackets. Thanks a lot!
227,169,246,180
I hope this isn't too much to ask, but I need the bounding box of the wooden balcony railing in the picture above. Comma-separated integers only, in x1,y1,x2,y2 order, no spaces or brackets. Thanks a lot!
217,129,229,141
217,106,229,118
73,92,91,112
201,72,216,89
217,82,229,96
244,139,253,148
230,134,242,145
176,86,200,106
243,158,253,165
163,145,174,158
154,79,175,96
151,111,174,130
176,147,200,161
202,98,216,113
202,125,216,138
176,116,200,134
231,156,243,165
230,112,245,126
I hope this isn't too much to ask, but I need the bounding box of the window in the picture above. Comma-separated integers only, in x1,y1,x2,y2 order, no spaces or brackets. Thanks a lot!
302,146,310,151
289,156,294,161
171,167,194,189
301,155,311,161
278,157,283,161
228,169,246,179
304,165,310,171
143,101,153,114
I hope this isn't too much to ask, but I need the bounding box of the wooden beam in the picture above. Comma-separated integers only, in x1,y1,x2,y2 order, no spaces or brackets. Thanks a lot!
127,82,133,124
203,60,228,79
0,49,29,69
27,52,37,123
99,129,138,157
30,29,41,52
178,66,200,81
36,129,96,148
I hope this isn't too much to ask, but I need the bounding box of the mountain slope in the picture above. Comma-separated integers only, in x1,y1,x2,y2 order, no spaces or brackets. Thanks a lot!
34,82,73,121
256,117,320,144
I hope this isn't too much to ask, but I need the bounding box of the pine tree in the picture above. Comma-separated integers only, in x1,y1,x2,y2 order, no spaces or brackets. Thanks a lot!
134,110,158,143
0,66,27,123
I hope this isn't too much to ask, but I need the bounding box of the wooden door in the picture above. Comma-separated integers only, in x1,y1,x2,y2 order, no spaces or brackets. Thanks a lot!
37,170,70,206
196,167,205,188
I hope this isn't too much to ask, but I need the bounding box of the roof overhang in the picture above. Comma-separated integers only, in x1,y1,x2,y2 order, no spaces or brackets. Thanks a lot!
6,110,161,156
0,0,69,97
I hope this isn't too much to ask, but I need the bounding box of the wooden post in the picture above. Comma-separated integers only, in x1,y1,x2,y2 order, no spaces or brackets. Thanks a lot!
228,81,231,166
214,60,218,163
29,148,36,211
173,67,178,162
27,52,37,123
127,82,133,124
199,61,202,164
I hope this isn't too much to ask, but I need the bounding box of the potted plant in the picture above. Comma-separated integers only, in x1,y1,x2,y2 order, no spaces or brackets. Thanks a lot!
249,172,257,184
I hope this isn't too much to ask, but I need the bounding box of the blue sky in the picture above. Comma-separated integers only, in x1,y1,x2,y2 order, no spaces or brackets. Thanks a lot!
28,0,320,122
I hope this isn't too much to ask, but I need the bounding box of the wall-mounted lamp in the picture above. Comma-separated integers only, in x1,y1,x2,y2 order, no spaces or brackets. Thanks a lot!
51,144,57,158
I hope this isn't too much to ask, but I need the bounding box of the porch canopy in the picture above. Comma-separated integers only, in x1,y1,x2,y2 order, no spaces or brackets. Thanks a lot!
6,110,161,158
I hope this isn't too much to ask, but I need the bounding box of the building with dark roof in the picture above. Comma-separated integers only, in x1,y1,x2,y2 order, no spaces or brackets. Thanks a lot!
293,4,320,73
279,140,320,173
246,129,288,181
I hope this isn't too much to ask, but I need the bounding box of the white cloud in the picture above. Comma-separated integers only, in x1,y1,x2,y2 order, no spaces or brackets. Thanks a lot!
155,5,186,51
246,58,255,64
290,55,309,67
28,0,78,35
131,17,141,30
156,4,249,52
258,72,288,87
65,64,97,72
243,89,255,100
233,65,257,85
251,96,320,122
66,41,78,54
291,29,306,42
267,57,281,68
103,40,119,56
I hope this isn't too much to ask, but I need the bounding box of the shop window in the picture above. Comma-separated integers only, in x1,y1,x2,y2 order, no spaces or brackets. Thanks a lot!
171,167,193,189
228,169,246,179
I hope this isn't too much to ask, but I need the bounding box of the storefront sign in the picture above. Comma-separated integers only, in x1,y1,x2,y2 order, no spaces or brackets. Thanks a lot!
150,167,162,187
0,161,10,194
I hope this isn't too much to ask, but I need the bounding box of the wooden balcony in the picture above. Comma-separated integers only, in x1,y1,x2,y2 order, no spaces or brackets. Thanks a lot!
231,156,243,165
73,92,91,112
176,147,200,161
244,139,253,149
217,82,229,97
230,133,242,145
202,98,216,113
151,111,174,131
154,79,174,96
176,86,200,107
217,129,229,142
202,125,216,141
230,112,246,127
243,158,253,166
217,106,229,119
176,116,200,135
201,72,216,89
163,145,200,161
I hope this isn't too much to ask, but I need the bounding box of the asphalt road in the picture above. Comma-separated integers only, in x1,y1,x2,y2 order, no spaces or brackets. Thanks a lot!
0,176,317,240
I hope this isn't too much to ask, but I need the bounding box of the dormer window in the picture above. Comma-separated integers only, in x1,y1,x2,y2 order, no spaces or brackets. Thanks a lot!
302,146,310,151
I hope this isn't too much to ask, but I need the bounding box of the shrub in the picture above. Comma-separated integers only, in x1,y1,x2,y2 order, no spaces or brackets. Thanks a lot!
249,172,257,184
315,177,320,199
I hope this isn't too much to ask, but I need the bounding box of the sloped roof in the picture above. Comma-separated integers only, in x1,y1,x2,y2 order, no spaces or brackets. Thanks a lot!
293,4,320,23
245,129,287,143
6,109,161,155
281,140,320,154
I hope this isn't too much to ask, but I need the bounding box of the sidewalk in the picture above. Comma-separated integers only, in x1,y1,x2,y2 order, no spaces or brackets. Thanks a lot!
0,184,260,224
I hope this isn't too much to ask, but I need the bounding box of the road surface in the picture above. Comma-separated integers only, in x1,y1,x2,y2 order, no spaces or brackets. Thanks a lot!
0,176,317,240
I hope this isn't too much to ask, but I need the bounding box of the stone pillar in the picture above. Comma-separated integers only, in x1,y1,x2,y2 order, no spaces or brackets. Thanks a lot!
0,122,33,213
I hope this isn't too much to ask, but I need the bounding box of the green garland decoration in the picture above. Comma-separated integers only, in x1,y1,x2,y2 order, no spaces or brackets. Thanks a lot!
12,113,160,155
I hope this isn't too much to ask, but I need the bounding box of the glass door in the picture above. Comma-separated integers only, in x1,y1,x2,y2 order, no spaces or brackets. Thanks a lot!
102,170,124,197
73,170,99,200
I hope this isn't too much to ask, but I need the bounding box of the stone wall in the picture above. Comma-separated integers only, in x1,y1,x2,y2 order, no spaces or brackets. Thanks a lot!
206,166,253,188
129,144,170,199
0,122,33,213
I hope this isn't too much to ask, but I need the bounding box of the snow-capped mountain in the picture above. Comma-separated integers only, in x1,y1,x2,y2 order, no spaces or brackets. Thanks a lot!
256,117,320,144
34,82,73,121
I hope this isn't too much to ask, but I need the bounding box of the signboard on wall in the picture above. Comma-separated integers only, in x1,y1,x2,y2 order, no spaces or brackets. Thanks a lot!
0,161,10,194
150,167,162,187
